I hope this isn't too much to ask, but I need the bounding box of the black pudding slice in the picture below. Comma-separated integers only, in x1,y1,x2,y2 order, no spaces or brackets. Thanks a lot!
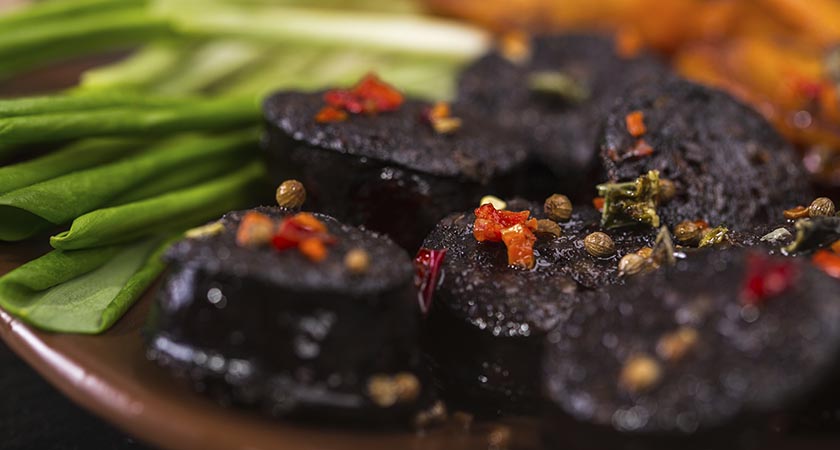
421,202,656,415
543,250,840,450
599,77,812,229
457,34,668,197
145,206,431,424
262,91,529,251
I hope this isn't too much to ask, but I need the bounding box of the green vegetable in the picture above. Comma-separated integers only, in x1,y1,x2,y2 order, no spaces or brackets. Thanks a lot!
0,9,174,80
0,130,257,241
528,71,590,104
51,160,265,250
596,170,662,229
0,90,191,118
0,95,258,148
0,237,171,333
78,42,193,92
784,216,840,253
0,138,146,195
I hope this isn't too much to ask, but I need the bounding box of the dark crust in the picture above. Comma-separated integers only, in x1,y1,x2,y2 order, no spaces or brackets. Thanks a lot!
598,77,812,229
164,206,413,294
420,201,657,412
542,249,840,447
263,91,528,180
457,34,669,190
147,207,430,423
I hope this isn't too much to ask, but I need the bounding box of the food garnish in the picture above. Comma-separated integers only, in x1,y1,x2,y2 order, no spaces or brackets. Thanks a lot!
619,354,662,393
473,203,538,269
423,101,462,134
740,253,799,305
316,73,404,122
479,195,507,210
415,248,447,314
809,197,836,217
784,216,840,253
656,327,699,362
783,205,810,220
236,211,276,247
366,372,421,407
344,248,371,274
535,219,563,238
543,193,572,221
618,253,647,277
625,110,647,137
596,170,661,229
527,70,590,103
583,231,615,258
697,226,729,248
812,250,840,279
673,220,701,244
275,179,306,209
185,221,225,240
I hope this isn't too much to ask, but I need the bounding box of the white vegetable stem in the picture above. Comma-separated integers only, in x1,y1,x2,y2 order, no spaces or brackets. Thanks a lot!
155,3,490,59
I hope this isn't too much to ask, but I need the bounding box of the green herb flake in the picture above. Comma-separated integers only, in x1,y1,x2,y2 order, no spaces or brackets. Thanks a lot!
596,170,662,229
527,71,590,104
698,226,729,248
784,216,840,254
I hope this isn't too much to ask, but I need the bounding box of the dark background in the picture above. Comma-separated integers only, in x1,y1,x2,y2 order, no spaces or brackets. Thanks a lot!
0,341,153,450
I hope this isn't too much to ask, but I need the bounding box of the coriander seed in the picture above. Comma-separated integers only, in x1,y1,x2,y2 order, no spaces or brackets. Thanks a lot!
344,248,371,274
619,354,662,393
809,197,835,217
618,253,646,276
584,231,615,257
276,179,306,209
674,220,701,244
535,219,563,238
659,178,676,202
544,193,572,221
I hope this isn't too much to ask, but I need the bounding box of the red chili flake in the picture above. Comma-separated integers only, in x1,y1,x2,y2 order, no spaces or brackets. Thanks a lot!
473,203,537,242
694,220,710,230
272,213,336,261
501,224,537,269
793,77,824,101
319,73,404,121
236,211,276,247
315,106,348,123
740,253,800,305
813,250,840,279
593,197,605,212
625,110,647,137
421,101,462,134
830,240,840,254
629,139,654,158
415,248,447,315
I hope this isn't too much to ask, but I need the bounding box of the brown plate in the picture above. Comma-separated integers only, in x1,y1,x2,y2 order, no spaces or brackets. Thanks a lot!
4,243,840,450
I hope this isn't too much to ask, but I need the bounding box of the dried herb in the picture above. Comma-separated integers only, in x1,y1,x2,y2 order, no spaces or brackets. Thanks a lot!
596,170,661,229
784,216,840,253
652,226,676,266
527,70,590,104
698,226,729,248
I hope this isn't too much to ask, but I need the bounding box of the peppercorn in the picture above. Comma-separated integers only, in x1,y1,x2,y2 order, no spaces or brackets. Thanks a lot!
783,205,810,220
659,178,676,202
618,253,647,276
535,219,563,238
584,231,615,257
544,193,572,221
619,354,662,393
809,197,836,217
275,179,306,209
674,220,701,244
344,248,371,274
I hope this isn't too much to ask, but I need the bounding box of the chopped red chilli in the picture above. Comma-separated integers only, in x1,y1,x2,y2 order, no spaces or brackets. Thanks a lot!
268,212,336,261
740,253,799,305
625,110,647,137
315,73,404,122
415,248,447,315
812,250,840,280
473,203,538,269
